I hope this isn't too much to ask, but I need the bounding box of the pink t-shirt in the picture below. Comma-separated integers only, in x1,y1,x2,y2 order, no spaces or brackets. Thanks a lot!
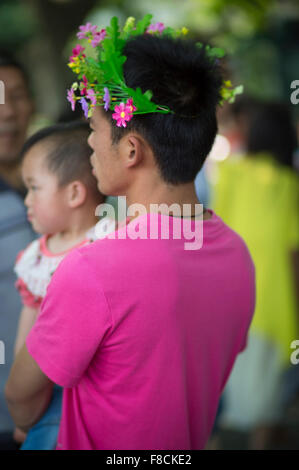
26,210,255,450
14,234,90,310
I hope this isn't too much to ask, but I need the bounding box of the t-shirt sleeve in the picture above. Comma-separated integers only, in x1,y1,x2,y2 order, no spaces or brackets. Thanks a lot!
26,249,112,388
15,278,43,309
14,246,42,308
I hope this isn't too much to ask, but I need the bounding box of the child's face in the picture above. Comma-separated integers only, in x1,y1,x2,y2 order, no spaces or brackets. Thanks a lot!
22,142,69,234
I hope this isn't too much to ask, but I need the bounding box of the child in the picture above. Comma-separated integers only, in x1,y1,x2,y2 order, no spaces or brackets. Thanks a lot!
13,121,104,449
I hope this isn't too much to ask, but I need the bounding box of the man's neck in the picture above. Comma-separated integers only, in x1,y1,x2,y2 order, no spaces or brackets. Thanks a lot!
125,180,203,216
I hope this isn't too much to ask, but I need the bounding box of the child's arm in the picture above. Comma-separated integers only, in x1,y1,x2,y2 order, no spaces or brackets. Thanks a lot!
14,306,39,357
13,306,39,444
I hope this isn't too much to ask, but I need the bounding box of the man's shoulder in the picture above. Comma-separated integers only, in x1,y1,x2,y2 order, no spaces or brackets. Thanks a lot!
208,211,255,269
77,235,148,264
67,231,168,285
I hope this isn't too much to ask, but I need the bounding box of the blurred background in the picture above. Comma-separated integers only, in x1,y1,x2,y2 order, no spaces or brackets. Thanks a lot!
1,0,299,122
1,0,299,450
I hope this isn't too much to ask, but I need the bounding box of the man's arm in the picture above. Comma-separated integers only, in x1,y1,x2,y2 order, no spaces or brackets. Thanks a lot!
5,343,54,433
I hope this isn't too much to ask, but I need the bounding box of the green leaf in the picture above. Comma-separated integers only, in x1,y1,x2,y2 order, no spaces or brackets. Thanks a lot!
100,56,124,85
144,89,153,101
125,86,157,113
162,27,178,39
208,47,226,59
105,16,125,54
121,17,136,40
106,16,120,44
131,14,153,36
85,57,103,80
100,18,126,85
233,85,244,95
196,43,226,60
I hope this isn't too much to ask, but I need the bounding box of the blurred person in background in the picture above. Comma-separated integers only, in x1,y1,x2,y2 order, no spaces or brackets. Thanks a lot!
212,102,299,449
194,164,210,209
0,50,34,449
194,96,258,218
0,50,33,195
218,96,259,157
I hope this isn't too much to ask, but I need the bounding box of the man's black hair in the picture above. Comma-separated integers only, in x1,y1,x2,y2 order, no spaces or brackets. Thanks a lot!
247,102,297,168
21,121,101,201
0,49,30,92
104,35,223,184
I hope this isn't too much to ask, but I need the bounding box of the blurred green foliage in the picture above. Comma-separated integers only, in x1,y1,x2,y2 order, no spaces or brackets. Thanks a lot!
186,0,275,39
0,0,39,49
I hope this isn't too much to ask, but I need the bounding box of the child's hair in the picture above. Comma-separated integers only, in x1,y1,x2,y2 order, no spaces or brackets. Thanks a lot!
103,35,223,185
21,121,101,201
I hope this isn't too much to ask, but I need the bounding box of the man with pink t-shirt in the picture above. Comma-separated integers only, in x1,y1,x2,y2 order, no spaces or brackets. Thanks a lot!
6,22,255,450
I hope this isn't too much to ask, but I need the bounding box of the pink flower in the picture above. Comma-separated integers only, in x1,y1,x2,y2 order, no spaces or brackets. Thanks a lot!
69,44,85,63
77,22,98,39
146,22,165,34
126,98,137,113
86,88,97,106
80,75,89,95
91,29,106,47
112,102,133,128
67,88,76,111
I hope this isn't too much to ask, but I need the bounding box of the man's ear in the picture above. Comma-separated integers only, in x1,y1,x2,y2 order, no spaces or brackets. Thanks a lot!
66,180,87,208
118,133,149,169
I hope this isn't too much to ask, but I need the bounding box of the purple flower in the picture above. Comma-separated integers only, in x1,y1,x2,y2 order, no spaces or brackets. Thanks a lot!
146,22,165,34
80,97,89,118
91,29,106,47
67,88,76,111
103,87,110,111
77,22,98,40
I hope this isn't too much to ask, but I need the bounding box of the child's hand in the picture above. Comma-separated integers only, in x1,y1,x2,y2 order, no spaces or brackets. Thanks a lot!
13,427,27,444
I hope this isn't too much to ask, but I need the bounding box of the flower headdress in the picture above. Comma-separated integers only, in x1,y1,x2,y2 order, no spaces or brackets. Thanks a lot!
67,15,243,127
